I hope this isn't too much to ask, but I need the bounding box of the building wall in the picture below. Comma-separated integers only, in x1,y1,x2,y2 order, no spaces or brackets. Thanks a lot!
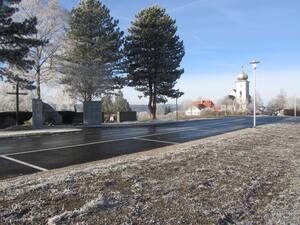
185,106,202,116
235,80,250,105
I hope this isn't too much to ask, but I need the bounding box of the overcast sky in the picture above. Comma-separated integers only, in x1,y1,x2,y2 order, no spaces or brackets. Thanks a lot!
59,0,300,105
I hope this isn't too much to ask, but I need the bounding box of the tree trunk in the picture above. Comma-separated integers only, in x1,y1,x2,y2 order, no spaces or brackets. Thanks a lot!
148,99,154,120
148,81,156,120
36,65,41,100
152,84,157,120
151,105,156,120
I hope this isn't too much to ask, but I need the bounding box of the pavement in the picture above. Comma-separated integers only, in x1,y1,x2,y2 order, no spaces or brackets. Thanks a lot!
0,118,213,138
0,116,299,180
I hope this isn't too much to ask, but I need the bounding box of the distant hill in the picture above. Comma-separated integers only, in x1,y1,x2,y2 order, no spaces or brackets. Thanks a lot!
130,104,178,113
130,105,148,112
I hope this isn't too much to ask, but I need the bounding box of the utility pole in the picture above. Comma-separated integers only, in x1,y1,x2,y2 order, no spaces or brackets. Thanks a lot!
7,80,28,126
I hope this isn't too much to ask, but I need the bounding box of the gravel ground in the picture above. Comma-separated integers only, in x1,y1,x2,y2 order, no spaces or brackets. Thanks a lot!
0,123,299,225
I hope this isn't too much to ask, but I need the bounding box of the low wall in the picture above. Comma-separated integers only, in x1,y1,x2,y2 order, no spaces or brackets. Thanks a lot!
0,109,126,128
59,111,83,124
0,112,32,129
0,111,85,129
282,109,300,116
117,111,137,122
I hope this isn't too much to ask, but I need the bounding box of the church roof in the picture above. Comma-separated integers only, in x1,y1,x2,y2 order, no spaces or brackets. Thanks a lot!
192,100,215,109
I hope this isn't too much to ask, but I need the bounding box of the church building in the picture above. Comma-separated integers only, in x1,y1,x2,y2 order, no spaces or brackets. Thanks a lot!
227,69,251,112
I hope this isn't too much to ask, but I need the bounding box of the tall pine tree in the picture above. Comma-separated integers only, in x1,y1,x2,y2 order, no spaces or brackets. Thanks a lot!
0,0,43,85
59,0,124,102
124,6,185,119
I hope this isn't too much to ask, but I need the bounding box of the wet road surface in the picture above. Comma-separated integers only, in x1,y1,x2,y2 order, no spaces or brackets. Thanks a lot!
0,116,298,180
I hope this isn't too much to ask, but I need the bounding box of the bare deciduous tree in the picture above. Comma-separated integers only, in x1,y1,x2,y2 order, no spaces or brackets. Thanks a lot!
267,90,288,115
13,0,69,99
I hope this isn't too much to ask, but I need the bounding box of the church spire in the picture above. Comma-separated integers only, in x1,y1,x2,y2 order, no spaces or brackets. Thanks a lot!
240,66,247,75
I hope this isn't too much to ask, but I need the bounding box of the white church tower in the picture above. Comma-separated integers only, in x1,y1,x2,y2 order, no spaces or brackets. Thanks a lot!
229,69,251,112
235,70,250,111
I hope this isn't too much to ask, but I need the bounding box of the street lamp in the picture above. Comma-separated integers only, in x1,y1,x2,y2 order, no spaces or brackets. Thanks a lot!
294,96,297,117
250,59,260,128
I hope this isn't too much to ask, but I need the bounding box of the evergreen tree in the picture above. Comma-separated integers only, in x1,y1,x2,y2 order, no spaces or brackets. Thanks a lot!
102,91,131,114
0,0,43,84
59,0,124,102
102,95,113,112
124,6,185,119
102,94,114,120
114,91,131,112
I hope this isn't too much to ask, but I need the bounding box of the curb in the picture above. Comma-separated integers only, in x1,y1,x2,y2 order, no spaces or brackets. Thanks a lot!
79,118,218,129
0,129,82,139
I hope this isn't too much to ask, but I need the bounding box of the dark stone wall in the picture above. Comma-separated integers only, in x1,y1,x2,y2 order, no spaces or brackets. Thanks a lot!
58,111,83,124
117,111,137,122
0,112,32,129
282,109,300,116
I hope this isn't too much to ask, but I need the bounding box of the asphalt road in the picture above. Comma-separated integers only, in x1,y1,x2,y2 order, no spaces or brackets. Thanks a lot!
0,116,298,180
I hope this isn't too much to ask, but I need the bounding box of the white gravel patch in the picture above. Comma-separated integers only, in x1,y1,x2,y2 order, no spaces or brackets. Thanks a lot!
0,123,299,224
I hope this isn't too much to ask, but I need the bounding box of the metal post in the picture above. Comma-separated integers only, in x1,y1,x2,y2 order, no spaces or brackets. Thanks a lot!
253,68,256,128
250,60,260,128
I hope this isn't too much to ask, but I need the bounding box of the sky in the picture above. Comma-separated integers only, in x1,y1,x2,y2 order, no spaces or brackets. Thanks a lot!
58,0,300,105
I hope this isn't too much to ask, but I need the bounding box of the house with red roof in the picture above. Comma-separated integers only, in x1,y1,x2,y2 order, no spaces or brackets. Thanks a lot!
185,100,215,116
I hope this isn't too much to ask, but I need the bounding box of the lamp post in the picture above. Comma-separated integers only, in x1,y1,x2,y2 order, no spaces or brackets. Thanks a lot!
250,60,260,128
294,96,297,117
